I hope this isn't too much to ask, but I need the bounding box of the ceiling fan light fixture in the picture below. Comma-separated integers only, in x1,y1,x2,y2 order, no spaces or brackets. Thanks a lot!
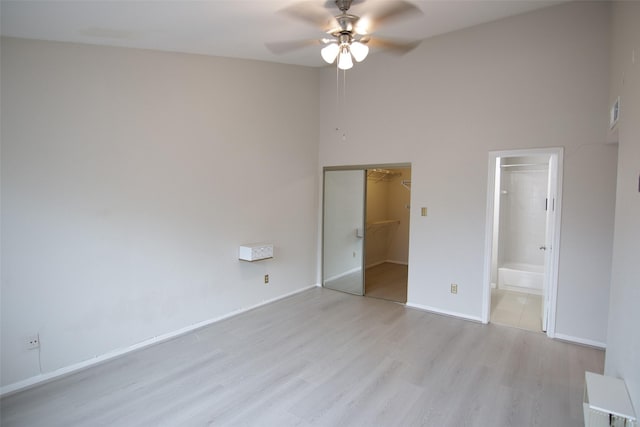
337,45,353,70
272,0,423,71
321,43,340,64
350,41,369,62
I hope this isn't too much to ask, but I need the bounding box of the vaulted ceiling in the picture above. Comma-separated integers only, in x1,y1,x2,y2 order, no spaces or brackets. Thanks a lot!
1,0,563,67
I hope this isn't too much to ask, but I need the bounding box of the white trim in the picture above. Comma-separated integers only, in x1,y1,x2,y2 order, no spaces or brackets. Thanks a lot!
481,156,498,324
0,285,317,397
481,147,563,338
547,149,563,338
554,333,606,349
406,302,483,323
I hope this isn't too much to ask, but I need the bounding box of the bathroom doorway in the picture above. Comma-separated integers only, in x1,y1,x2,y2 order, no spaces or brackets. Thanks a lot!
482,148,563,336
322,164,411,304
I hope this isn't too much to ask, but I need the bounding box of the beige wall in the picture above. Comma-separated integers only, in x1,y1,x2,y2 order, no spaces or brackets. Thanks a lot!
365,168,411,267
605,1,640,413
365,172,391,267
319,1,617,340
386,168,411,264
1,0,629,396
0,38,320,388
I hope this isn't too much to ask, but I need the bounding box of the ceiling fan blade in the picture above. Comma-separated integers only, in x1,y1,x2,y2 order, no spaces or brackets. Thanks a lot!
356,1,423,34
280,2,339,33
365,37,421,55
265,39,322,55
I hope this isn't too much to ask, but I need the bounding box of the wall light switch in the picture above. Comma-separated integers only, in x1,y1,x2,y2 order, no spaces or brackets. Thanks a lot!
421,207,427,216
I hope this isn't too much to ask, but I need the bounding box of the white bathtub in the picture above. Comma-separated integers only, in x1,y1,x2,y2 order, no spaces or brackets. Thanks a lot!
498,263,544,295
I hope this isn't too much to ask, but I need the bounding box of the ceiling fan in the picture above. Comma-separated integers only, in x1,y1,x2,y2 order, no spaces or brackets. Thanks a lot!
267,0,423,70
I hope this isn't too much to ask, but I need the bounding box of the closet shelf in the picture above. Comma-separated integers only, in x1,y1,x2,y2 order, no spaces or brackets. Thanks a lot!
367,169,401,182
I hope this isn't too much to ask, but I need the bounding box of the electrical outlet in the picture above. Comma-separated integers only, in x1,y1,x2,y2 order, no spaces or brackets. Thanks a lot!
450,283,458,294
26,334,40,350
264,274,269,284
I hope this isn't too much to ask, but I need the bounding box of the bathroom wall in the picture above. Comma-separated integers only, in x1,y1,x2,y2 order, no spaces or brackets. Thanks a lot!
498,157,550,267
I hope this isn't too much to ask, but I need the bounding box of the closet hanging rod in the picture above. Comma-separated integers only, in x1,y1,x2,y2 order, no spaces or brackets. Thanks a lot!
367,169,401,183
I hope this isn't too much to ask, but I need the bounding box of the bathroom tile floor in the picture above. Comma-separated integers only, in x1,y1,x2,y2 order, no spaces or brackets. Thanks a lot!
491,288,542,332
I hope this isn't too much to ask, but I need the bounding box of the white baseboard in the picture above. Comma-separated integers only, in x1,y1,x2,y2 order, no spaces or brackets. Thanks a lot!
324,267,361,283
406,302,483,323
498,283,542,296
365,259,408,269
553,333,606,349
365,260,386,269
0,285,317,397
385,260,408,266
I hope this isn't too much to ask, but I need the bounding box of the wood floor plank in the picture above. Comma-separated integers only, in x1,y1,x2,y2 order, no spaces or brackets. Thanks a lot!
1,288,604,426
365,262,408,303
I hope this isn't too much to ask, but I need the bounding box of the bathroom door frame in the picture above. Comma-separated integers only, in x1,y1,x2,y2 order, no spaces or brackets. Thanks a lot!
481,147,564,338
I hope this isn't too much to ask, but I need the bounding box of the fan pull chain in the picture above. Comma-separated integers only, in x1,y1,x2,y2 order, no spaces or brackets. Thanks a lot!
342,69,347,140
336,61,340,109
343,68,347,108
334,63,348,141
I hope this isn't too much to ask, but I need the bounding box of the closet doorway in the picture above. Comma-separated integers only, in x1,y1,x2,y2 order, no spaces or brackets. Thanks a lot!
322,164,411,304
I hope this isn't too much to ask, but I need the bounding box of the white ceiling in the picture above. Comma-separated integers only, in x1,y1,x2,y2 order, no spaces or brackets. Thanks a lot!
1,0,564,67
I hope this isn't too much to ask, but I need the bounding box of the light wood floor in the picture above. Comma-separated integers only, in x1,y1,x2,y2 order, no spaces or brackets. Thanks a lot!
1,288,603,426
365,262,408,303
324,269,363,295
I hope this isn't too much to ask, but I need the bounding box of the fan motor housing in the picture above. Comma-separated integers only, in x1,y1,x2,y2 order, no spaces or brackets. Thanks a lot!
333,14,358,35
335,0,353,12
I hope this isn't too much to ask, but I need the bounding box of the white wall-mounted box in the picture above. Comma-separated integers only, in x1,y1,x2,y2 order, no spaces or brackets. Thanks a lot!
583,372,637,427
239,243,274,262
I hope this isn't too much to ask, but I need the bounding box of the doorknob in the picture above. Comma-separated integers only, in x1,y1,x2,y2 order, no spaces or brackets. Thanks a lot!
539,246,547,250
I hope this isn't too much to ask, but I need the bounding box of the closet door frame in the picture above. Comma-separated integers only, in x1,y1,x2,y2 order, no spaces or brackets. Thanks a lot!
322,163,411,296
